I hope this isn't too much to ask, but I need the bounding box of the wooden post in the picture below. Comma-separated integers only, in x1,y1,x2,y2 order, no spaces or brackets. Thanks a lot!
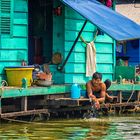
21,96,27,111
0,97,1,115
0,77,2,116
118,91,122,103
137,91,140,102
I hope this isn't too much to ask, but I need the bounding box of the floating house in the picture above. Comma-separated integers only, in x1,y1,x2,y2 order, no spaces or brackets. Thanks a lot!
116,0,140,66
0,0,140,119
0,0,140,83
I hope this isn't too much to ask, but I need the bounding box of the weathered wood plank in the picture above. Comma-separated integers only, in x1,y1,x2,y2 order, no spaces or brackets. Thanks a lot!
1,109,49,118
65,31,93,42
64,52,113,63
13,19,27,25
95,34,113,43
64,73,113,83
47,98,89,106
64,41,113,53
137,91,140,101
0,97,1,115
0,37,27,49
49,102,140,113
65,19,96,31
47,99,79,106
65,7,84,20
0,50,27,61
14,12,27,20
0,62,21,74
65,63,113,73
95,43,113,53
14,0,28,12
118,91,122,103
21,96,27,111
13,25,27,37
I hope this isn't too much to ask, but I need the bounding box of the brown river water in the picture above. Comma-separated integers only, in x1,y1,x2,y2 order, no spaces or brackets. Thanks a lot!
0,114,140,140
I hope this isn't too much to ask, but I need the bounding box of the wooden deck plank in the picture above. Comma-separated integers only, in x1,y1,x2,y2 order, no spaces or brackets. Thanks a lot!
1,109,49,118
0,85,71,98
54,98,89,101
49,102,140,112
1,101,140,118
0,83,140,99
108,83,140,91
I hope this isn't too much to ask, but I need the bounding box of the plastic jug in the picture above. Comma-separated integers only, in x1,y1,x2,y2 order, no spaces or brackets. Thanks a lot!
71,84,81,99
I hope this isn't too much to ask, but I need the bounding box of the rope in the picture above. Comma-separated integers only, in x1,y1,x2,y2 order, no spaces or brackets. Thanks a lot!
80,30,98,45
80,36,88,45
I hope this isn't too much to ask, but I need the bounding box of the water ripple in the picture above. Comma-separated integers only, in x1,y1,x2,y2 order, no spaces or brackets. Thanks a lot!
0,115,140,140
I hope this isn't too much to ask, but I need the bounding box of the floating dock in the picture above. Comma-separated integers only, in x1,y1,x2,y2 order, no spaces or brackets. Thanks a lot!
0,83,140,119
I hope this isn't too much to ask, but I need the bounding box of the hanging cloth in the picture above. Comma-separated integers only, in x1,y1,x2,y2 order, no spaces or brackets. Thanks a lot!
86,41,96,77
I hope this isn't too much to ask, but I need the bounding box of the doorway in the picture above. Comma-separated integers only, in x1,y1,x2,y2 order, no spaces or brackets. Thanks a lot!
28,0,53,65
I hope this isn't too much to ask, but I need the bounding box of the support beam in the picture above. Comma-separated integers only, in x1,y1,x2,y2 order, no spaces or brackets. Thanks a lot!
21,96,28,111
49,102,140,113
47,98,89,106
118,91,122,103
137,91,140,102
0,97,1,115
58,20,88,71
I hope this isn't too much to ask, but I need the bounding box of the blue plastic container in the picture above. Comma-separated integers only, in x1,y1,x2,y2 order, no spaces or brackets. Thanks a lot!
71,84,81,99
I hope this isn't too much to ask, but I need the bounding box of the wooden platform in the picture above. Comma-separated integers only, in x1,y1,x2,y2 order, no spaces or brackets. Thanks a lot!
1,98,140,118
0,84,71,98
0,83,140,99
0,83,140,119
1,109,49,118
108,83,140,91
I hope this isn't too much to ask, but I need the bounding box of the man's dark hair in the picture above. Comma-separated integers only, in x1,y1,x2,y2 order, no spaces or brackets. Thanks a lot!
92,72,102,80
104,79,111,90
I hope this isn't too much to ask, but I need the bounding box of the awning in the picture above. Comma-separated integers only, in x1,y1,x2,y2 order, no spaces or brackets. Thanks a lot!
62,0,140,41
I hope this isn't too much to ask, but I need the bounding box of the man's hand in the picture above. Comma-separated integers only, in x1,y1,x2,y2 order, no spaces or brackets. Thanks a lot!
106,93,113,100
88,93,100,109
89,93,96,99
94,100,100,110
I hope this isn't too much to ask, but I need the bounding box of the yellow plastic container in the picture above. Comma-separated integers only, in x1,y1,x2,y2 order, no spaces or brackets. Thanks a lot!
5,67,34,87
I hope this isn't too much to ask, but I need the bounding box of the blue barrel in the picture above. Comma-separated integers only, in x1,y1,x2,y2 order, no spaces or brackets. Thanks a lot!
71,84,81,99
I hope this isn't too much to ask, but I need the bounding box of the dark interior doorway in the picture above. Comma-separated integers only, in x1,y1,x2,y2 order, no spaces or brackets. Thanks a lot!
28,0,53,65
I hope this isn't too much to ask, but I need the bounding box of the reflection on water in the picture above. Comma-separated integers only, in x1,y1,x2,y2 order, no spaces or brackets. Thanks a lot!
0,115,140,140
